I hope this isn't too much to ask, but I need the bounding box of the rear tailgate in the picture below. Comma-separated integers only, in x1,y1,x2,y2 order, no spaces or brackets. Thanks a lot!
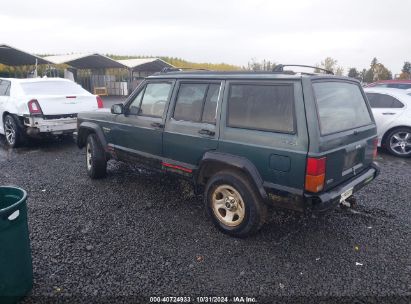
311,80,377,191
33,95,99,115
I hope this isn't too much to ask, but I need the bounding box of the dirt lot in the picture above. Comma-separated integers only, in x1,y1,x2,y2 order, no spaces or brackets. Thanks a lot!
0,136,410,303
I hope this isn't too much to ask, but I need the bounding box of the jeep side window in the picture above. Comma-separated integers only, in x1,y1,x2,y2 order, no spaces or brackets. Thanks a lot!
173,83,220,123
174,84,208,121
227,84,294,133
132,82,172,118
128,88,145,115
202,84,220,124
366,93,404,108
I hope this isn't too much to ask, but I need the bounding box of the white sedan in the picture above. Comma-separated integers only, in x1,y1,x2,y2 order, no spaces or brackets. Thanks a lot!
0,77,104,147
364,87,411,157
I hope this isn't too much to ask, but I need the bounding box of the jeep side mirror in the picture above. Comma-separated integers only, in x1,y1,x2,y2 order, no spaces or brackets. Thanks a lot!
111,103,124,114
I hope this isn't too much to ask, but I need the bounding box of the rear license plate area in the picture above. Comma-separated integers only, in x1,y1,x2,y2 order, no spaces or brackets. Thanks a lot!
343,148,364,170
340,187,353,202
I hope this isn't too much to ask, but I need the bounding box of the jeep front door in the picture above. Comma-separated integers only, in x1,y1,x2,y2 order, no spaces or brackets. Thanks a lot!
111,81,174,162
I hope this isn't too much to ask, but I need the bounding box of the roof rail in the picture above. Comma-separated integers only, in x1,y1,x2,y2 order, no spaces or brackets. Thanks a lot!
273,64,334,75
160,67,211,73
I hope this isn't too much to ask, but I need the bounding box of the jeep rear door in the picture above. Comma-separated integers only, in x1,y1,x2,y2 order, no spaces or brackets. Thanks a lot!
163,80,223,165
306,78,377,192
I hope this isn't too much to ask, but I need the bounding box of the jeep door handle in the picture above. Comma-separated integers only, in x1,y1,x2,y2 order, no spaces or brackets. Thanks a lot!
151,122,164,128
382,112,395,115
198,129,215,136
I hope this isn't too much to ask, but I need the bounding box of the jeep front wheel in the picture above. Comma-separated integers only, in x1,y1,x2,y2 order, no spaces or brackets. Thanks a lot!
205,171,267,237
86,133,107,179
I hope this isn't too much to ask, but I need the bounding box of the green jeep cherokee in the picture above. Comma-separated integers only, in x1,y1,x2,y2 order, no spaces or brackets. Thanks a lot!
77,65,380,237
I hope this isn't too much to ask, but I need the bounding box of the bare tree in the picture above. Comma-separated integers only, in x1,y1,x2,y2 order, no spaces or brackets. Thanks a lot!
315,57,344,75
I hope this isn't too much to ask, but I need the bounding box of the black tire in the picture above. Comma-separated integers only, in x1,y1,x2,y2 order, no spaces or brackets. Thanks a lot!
86,133,107,179
204,171,267,237
3,114,25,148
384,127,411,158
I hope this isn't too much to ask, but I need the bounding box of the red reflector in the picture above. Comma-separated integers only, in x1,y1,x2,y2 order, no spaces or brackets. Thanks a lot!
306,157,326,176
27,99,43,115
96,96,104,108
162,162,192,173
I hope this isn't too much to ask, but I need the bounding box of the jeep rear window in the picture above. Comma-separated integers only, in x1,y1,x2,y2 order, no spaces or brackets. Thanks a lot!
313,82,372,135
227,84,294,133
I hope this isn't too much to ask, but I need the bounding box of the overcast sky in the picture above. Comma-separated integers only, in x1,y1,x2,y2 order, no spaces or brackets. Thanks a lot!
1,0,410,74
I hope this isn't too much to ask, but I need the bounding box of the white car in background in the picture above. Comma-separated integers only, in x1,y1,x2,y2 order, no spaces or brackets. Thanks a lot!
0,78,104,147
364,87,411,157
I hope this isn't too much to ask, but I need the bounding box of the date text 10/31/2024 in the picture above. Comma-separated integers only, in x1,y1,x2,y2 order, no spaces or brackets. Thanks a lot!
149,296,257,303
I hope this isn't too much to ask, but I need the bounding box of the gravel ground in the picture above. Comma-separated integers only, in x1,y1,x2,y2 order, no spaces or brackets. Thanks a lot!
0,136,410,304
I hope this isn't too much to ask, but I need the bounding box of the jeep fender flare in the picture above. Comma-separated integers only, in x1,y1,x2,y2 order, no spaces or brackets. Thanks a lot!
77,122,107,149
197,151,268,201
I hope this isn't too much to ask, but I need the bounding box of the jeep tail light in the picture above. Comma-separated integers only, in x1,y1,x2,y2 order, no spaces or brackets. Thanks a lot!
28,99,43,115
305,157,326,193
96,96,104,109
372,138,378,159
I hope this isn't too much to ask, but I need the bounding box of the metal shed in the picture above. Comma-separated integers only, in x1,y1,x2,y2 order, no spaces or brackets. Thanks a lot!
43,53,128,95
118,58,173,72
0,44,51,66
43,53,126,69
118,58,174,91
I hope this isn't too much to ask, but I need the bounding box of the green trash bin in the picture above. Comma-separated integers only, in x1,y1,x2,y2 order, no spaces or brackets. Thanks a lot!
0,186,33,304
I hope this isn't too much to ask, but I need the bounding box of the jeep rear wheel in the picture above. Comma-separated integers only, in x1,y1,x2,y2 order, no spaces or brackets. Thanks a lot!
86,133,107,179
205,171,267,237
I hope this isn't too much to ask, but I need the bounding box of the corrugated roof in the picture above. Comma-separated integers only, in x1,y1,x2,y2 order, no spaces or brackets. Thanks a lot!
117,58,173,71
0,44,52,66
43,53,126,69
0,77,73,83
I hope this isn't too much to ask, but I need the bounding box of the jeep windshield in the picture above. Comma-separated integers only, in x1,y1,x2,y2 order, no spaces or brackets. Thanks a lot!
313,81,373,135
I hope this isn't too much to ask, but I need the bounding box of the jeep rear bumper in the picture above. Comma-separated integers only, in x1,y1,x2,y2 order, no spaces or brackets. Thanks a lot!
305,162,380,212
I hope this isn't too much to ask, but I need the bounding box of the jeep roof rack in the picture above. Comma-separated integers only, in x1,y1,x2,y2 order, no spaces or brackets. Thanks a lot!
273,64,334,75
160,67,211,73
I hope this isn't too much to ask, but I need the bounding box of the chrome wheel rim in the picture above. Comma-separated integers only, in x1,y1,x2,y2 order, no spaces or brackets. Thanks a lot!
211,185,245,227
4,117,16,145
390,131,411,155
86,142,92,170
